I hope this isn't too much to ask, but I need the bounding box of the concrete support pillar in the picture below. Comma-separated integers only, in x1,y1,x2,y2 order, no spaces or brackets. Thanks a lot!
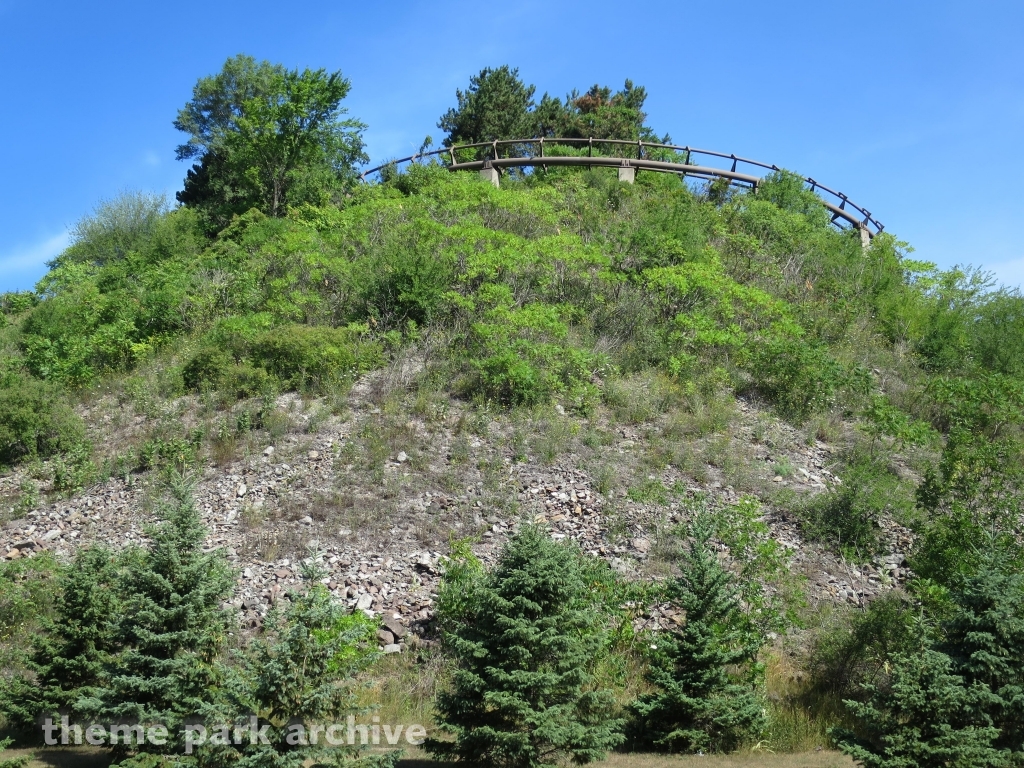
859,226,871,249
618,163,636,184
480,163,500,187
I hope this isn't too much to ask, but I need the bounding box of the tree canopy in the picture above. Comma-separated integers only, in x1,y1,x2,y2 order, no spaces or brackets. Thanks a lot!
438,66,666,150
174,54,367,227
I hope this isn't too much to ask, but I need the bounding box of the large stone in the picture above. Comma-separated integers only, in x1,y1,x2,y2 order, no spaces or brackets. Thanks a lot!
355,593,373,611
377,629,396,645
383,617,406,639
383,644,402,654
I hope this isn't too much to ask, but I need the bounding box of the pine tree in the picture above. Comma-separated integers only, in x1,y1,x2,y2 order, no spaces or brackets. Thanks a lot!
200,563,379,768
940,554,1024,758
20,546,119,726
834,649,1006,768
426,525,623,768
629,513,764,753
77,473,234,761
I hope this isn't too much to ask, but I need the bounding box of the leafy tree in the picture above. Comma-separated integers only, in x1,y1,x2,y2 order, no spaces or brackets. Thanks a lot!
77,474,234,762
834,649,1005,768
438,66,536,151
175,54,367,225
49,191,168,269
427,525,622,768
537,81,665,143
629,513,764,753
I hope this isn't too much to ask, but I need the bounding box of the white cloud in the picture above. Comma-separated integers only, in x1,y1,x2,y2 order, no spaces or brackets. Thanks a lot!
0,231,71,282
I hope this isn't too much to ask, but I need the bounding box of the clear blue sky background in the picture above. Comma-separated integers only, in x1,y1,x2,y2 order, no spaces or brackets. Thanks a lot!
1,0,1022,293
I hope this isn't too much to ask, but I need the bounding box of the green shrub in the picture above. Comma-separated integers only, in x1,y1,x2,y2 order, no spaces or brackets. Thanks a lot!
834,649,1004,768
463,293,602,412
0,373,87,466
182,348,275,400
0,292,38,316
800,453,915,556
183,323,382,398
749,337,849,421
250,324,381,388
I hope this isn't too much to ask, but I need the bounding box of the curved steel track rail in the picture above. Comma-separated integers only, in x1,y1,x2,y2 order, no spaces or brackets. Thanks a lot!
360,137,883,237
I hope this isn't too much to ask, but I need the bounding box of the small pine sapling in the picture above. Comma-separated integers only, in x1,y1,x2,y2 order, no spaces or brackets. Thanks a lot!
629,512,765,753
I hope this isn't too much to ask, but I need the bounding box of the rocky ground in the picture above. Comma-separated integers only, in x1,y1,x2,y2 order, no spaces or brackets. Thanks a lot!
0,369,916,652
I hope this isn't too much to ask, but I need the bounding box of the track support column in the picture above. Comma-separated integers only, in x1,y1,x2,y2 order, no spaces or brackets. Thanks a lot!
618,161,636,184
480,161,500,188
859,226,870,249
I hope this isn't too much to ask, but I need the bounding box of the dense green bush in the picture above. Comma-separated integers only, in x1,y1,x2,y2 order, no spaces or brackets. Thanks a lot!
834,649,1005,768
800,452,915,556
0,372,86,466
183,323,382,398
749,337,855,421
462,291,603,411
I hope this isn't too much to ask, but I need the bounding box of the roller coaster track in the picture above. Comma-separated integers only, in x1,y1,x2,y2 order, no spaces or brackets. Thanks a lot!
360,137,883,238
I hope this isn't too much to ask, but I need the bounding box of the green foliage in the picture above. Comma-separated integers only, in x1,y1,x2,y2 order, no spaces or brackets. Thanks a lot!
439,66,536,149
434,537,485,635
77,474,234,759
184,323,381,398
801,452,915,557
202,570,379,768
0,292,38,316
428,525,623,768
708,495,801,634
535,80,666,143
50,191,168,268
0,738,28,768
749,337,851,421
0,371,87,466
834,649,1005,768
1,547,119,731
440,68,665,155
629,512,765,753
0,554,60,645
176,54,367,224
938,556,1024,756
807,593,925,704
462,291,603,411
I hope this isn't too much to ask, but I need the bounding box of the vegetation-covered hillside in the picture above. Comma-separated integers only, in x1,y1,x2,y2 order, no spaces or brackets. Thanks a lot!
4,58,1024,768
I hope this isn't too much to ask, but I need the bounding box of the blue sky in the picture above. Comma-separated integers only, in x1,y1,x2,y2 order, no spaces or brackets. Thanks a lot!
2,0,1022,292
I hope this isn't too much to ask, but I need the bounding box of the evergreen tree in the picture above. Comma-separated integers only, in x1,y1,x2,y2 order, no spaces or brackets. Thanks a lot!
437,66,536,150
834,649,1006,768
2,546,120,729
198,565,379,768
940,554,1024,758
426,525,622,768
77,474,234,761
629,513,764,753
